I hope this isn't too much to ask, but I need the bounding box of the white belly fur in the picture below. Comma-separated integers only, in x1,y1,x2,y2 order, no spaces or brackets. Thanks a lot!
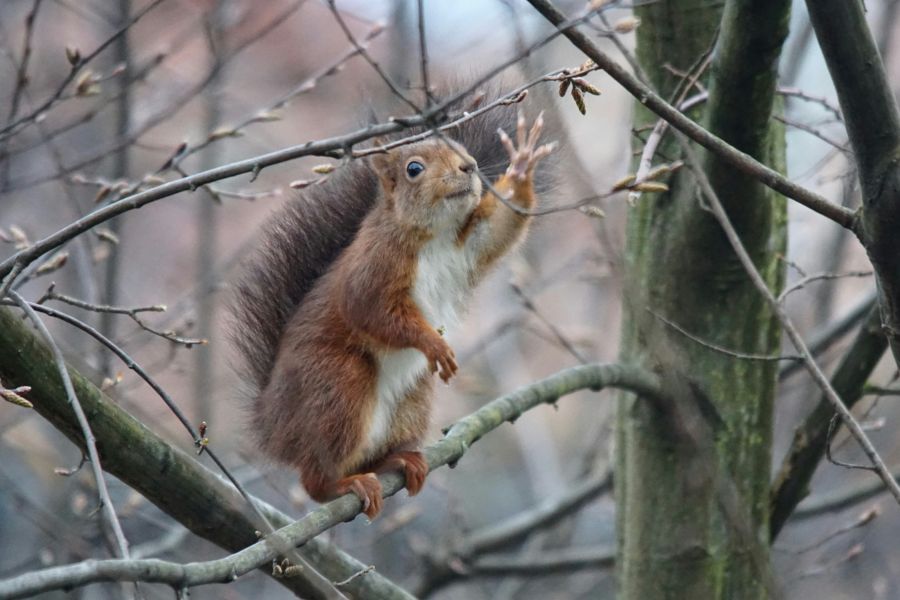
364,235,473,453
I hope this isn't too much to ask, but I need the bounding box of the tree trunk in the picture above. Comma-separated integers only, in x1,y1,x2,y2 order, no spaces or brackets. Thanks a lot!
616,0,790,597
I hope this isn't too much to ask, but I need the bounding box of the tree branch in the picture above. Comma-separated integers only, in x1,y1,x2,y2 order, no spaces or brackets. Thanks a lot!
464,546,614,577
415,470,611,596
7,292,131,560
805,0,900,372
458,471,611,556
523,0,856,229
0,66,573,281
778,290,877,380
794,464,900,520
770,304,888,537
0,349,663,598
678,137,900,521
0,306,411,600
0,0,166,140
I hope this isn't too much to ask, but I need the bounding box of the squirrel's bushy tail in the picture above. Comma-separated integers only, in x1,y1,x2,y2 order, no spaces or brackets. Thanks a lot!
228,85,556,392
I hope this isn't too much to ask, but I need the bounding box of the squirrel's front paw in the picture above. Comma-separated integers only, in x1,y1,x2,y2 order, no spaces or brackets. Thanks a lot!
423,336,458,383
499,111,558,181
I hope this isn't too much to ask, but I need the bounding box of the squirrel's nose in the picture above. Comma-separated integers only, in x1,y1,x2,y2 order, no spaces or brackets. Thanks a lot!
459,160,476,174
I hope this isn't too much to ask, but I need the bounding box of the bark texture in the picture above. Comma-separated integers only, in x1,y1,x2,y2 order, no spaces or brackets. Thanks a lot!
0,306,412,600
616,0,790,597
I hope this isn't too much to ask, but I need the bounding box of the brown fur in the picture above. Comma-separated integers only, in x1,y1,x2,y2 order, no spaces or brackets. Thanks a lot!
228,91,556,391
236,108,552,518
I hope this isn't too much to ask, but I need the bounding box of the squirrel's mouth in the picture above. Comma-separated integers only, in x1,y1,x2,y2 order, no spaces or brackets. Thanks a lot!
445,185,474,200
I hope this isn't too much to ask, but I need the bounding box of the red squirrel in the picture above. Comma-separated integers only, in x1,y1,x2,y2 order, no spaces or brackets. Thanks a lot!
231,104,555,518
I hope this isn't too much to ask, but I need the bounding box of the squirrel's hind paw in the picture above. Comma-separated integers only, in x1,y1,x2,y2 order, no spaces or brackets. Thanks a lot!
375,450,429,496
331,473,384,520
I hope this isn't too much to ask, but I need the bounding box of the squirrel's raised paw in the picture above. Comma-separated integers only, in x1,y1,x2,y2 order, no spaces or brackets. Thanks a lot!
499,111,558,182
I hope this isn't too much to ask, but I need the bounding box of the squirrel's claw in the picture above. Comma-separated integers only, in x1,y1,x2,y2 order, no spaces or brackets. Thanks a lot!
498,127,515,160
534,141,558,161
423,335,457,383
347,473,383,520
400,451,429,496
526,111,545,148
438,354,458,383
516,110,528,147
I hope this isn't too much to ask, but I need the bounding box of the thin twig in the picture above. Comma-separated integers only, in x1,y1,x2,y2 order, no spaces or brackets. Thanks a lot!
677,134,900,508
0,0,166,140
0,0,45,188
2,18,198,160
511,282,589,363
325,0,420,113
7,291,131,560
39,284,206,347
773,114,849,153
167,13,378,173
4,0,307,193
631,86,845,205
649,308,803,362
333,566,375,588
778,86,843,121
525,0,856,229
4,0,44,126
779,506,878,555
778,290,877,380
416,0,432,106
796,465,900,519
778,269,872,303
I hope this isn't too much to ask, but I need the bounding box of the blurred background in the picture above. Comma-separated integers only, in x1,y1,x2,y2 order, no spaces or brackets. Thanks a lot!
0,0,896,598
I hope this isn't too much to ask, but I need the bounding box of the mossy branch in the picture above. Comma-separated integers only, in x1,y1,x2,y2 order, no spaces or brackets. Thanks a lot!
0,304,663,598
0,306,411,600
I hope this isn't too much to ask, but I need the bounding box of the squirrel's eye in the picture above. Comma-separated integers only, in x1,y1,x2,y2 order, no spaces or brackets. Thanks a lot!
406,161,425,179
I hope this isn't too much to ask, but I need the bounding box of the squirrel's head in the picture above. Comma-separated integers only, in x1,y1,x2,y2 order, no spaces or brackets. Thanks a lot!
369,138,482,231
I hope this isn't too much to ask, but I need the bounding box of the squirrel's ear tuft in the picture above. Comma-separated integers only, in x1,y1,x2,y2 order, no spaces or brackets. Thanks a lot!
369,139,397,195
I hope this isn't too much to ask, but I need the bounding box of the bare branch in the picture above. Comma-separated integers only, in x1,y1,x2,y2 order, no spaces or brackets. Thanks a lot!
7,291,131,560
39,284,206,347
778,290,877,380
416,0,432,106
780,506,879,555
0,305,415,599
649,308,802,363
771,303,887,536
416,470,611,596
677,136,900,510
795,465,900,520
0,362,664,598
4,0,43,127
0,0,166,140
462,546,613,577
778,269,872,303
325,0,419,112
805,0,900,369
524,0,857,229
